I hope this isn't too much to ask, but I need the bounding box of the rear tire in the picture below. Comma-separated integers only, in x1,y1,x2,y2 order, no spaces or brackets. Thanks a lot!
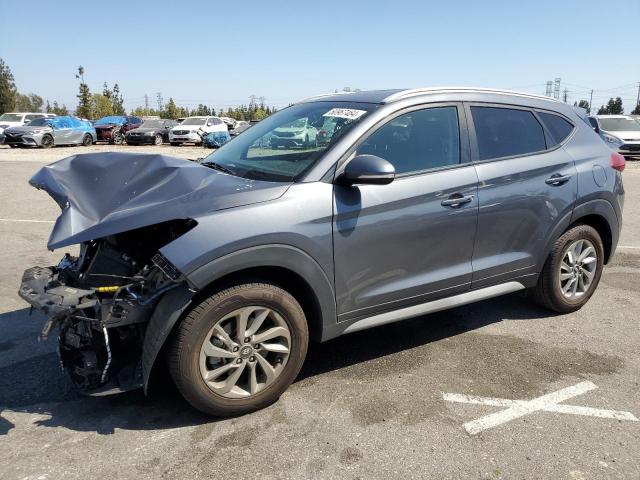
169,283,308,416
531,224,604,313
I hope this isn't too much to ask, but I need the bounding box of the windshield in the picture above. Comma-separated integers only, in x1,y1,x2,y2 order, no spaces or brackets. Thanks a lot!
202,102,376,182
0,114,22,122
95,116,126,126
279,118,307,129
182,117,207,126
26,118,50,127
599,117,640,132
140,120,165,128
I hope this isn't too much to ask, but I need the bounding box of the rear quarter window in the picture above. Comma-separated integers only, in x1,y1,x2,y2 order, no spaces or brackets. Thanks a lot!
471,106,546,160
538,112,574,147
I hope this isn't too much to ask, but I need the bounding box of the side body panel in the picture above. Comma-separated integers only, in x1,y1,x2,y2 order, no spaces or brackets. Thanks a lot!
332,166,479,321
467,104,578,287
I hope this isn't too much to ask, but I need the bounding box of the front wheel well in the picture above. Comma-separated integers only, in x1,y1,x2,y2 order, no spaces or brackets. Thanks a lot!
191,266,323,342
569,214,613,264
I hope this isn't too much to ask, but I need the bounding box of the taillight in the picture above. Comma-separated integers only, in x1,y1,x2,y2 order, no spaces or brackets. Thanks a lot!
610,152,625,172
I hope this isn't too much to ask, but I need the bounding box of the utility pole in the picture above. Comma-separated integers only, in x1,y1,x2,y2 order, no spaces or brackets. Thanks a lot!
553,78,561,100
562,88,569,103
589,89,594,114
636,82,640,110
545,81,553,97
156,92,163,112
144,94,149,110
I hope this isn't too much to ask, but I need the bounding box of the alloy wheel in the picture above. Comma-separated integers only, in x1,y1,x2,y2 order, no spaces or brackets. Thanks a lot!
559,239,597,299
199,306,291,399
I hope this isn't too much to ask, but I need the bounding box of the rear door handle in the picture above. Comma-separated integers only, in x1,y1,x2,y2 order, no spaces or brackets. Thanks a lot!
545,174,572,186
441,194,474,208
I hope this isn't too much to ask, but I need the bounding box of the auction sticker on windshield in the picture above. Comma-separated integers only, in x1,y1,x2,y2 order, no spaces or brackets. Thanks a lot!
322,108,367,120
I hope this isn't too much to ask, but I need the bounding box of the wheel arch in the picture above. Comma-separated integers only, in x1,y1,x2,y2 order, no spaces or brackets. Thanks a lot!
142,244,336,393
569,199,619,264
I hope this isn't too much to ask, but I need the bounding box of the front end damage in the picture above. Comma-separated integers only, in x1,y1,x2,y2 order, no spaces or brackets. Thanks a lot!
19,221,195,395
18,152,291,396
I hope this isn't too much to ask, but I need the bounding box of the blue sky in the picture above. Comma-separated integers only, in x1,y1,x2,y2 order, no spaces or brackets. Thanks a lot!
1,0,639,112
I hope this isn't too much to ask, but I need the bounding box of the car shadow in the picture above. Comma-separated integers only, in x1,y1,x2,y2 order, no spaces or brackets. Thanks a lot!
0,293,553,435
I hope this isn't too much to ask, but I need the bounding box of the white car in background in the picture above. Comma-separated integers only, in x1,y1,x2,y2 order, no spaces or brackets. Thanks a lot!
0,112,53,136
169,116,227,145
270,117,318,148
592,114,640,158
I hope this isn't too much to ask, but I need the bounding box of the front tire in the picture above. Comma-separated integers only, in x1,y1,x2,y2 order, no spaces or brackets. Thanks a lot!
154,134,163,146
532,224,604,313
169,283,308,416
41,134,53,148
111,131,124,145
82,134,92,146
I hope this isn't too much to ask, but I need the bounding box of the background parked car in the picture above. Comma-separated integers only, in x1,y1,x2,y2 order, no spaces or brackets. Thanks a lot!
589,115,640,158
270,116,318,148
229,120,251,136
125,119,178,145
169,116,227,145
0,112,52,136
1,116,96,148
94,115,142,144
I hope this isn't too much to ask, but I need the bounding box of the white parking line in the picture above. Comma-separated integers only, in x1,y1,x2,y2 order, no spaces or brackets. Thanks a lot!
618,245,640,250
443,381,638,435
0,218,54,224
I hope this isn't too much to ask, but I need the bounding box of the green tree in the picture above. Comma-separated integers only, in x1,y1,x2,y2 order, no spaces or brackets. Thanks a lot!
50,101,68,116
92,93,114,118
14,93,44,111
577,99,590,114
632,104,640,115
0,58,17,114
111,83,125,114
162,97,180,119
599,97,624,115
75,66,93,119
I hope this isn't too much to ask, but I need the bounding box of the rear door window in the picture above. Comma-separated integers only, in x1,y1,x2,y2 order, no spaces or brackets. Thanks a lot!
538,112,574,147
471,106,546,160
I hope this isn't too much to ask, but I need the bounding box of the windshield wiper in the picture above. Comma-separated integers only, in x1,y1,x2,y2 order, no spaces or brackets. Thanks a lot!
201,161,237,176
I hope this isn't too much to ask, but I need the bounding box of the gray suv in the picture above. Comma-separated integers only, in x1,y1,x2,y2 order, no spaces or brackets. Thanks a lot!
19,88,625,416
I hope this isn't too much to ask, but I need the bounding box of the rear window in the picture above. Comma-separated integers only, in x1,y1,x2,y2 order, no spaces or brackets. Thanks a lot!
538,112,574,147
471,106,546,160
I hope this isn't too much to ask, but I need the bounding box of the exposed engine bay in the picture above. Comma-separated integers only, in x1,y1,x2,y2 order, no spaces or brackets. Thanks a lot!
19,219,195,395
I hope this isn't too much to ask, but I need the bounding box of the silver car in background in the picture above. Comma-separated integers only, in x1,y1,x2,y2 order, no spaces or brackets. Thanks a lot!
1,116,96,148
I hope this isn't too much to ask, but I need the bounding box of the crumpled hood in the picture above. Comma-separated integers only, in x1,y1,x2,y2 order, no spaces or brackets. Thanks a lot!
30,152,291,250
94,123,120,130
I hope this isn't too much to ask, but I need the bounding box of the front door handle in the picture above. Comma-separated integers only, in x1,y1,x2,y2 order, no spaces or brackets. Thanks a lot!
441,194,474,208
545,174,572,186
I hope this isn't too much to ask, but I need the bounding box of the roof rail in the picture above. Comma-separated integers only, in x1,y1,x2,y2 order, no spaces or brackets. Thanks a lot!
298,91,355,103
383,87,559,103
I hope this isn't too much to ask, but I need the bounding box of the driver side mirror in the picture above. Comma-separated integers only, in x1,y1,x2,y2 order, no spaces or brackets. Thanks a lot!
338,154,395,186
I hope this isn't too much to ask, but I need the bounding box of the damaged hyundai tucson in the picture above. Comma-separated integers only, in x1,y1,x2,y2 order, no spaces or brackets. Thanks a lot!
19,89,624,416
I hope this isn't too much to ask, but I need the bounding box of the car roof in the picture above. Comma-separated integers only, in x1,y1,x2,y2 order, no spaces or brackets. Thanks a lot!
299,87,560,105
